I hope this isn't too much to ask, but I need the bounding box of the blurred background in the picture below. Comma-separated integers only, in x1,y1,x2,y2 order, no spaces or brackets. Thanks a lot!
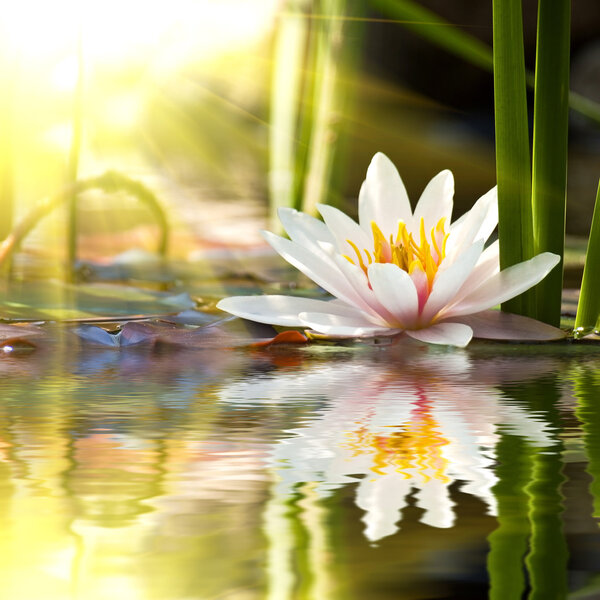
0,0,599,279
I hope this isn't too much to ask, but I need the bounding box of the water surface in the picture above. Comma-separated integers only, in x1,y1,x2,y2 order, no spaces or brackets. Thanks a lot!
1,337,600,599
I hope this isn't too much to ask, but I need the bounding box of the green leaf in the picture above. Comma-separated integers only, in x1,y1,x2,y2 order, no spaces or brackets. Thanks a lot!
492,0,534,317
531,0,571,327
575,179,600,333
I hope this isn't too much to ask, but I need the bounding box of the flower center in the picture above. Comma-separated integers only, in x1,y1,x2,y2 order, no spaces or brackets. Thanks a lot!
343,217,449,290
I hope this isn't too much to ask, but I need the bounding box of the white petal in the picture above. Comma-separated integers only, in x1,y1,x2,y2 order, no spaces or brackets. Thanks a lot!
299,311,400,337
217,295,366,327
449,241,499,307
421,240,484,324
448,309,566,341
358,152,412,239
412,170,454,235
443,252,561,318
446,186,498,259
367,263,420,328
406,322,473,347
262,230,371,310
317,203,371,256
278,207,335,248
332,255,397,323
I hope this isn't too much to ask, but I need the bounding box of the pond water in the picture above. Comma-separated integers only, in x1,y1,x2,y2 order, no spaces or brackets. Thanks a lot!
1,335,600,599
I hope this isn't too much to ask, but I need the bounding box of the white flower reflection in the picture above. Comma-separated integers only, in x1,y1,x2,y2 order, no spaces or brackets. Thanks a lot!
220,350,557,541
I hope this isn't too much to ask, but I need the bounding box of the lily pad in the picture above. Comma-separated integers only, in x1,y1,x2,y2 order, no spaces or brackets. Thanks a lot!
0,280,195,321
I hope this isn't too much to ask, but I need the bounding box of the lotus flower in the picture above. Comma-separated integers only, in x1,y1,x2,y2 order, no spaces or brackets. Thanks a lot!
218,153,563,347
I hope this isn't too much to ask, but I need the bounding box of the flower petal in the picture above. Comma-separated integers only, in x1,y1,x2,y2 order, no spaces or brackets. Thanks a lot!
446,186,498,259
421,240,484,324
448,309,566,341
449,241,499,307
299,311,400,337
358,152,412,239
406,322,473,347
442,252,561,318
278,207,335,249
217,295,366,327
262,230,372,310
367,263,420,328
412,170,454,235
317,203,371,256
332,255,397,323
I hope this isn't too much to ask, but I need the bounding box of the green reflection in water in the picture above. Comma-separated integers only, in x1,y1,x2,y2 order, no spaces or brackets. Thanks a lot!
524,377,568,600
573,365,600,519
487,434,533,599
488,375,568,600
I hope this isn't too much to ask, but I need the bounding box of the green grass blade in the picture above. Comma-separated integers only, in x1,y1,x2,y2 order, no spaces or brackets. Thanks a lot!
492,0,534,317
531,0,571,327
268,3,309,232
368,0,600,127
575,179,600,333
301,0,347,216
66,31,84,276
368,0,493,71
0,52,16,242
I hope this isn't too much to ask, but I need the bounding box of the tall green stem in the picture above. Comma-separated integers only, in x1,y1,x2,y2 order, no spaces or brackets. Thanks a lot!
492,0,534,317
67,30,84,276
531,0,571,326
575,180,600,333
269,1,309,232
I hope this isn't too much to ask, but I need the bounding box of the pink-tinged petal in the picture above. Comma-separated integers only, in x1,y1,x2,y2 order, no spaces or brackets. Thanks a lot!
421,240,484,324
443,252,560,319
406,322,473,347
367,263,420,328
358,152,412,239
413,170,454,236
410,265,429,313
449,241,499,306
278,207,335,249
217,295,366,327
446,187,498,259
446,309,566,341
262,230,371,310
317,203,371,256
332,255,397,323
299,311,400,337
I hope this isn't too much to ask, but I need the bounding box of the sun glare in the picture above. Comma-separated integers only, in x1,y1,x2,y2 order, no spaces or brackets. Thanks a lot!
3,0,278,69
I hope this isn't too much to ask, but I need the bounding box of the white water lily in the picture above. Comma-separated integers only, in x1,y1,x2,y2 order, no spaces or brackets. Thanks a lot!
218,153,563,347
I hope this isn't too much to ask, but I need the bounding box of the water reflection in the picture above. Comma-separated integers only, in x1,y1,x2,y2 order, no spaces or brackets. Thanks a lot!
220,347,557,541
1,341,600,598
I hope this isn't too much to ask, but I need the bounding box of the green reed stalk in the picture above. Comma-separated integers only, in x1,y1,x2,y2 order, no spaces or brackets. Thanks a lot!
300,0,346,216
492,0,534,317
575,179,600,333
66,31,84,275
368,0,493,71
269,2,308,232
0,54,16,241
487,434,532,600
531,0,571,326
368,0,600,126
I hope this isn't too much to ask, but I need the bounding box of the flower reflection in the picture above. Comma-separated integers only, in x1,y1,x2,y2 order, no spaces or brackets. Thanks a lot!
220,349,557,541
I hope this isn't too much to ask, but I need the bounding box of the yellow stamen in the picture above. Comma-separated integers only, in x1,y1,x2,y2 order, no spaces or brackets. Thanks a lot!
346,239,368,274
343,216,448,289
